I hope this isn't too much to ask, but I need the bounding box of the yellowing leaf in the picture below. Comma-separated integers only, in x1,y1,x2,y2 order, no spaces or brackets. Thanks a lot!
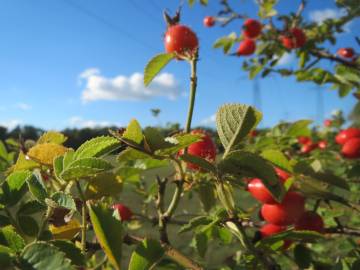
49,219,81,240
12,152,39,172
85,173,123,200
37,131,67,145
28,143,69,166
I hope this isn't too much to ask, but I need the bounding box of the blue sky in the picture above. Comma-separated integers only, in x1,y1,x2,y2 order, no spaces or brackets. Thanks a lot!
0,0,358,130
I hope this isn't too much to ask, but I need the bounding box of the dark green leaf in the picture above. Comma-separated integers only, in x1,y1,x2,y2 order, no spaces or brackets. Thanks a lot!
27,174,48,204
17,216,39,237
294,244,312,269
194,233,207,258
128,239,165,270
179,154,216,173
0,226,26,253
51,192,76,211
50,240,85,266
18,201,46,216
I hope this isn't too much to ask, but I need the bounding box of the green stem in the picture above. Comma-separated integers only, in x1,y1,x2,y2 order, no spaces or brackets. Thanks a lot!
164,181,183,218
76,181,87,254
37,206,54,240
184,50,198,134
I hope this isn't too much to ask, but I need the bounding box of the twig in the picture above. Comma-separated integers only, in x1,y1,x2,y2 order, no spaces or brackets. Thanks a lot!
310,49,360,70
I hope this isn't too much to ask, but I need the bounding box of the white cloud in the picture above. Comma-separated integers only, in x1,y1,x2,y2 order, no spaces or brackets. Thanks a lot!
200,114,216,125
79,69,181,103
277,53,294,66
309,8,350,31
0,119,22,130
68,116,120,128
16,103,32,111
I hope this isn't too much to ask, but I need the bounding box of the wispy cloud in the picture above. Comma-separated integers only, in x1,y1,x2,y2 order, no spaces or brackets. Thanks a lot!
309,8,350,31
68,116,120,128
16,103,32,111
79,69,181,103
200,114,216,126
0,119,22,130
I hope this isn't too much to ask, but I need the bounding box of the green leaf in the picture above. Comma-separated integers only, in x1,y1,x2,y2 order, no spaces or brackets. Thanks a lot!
257,230,324,246
213,33,237,54
118,148,152,163
261,149,293,172
62,151,75,169
258,0,278,18
88,203,122,270
51,192,76,211
37,131,67,145
216,183,235,212
50,240,85,266
216,104,262,157
143,127,173,151
128,239,164,270
18,201,46,216
85,172,123,200
196,183,216,212
60,158,113,181
0,225,26,253
179,154,216,173
74,136,120,160
0,215,10,227
286,120,312,137
27,174,48,204
20,242,73,270
194,233,207,258
178,216,212,234
53,156,64,181
17,216,39,237
144,53,175,86
294,244,312,269
1,171,32,206
155,133,202,156
0,249,12,268
218,151,285,202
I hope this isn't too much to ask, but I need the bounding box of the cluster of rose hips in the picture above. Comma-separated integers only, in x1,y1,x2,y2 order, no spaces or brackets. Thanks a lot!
297,135,327,154
336,127,360,159
248,168,324,248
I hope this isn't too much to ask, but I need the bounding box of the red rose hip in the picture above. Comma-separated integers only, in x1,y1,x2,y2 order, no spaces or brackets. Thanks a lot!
243,19,262,38
165,24,198,57
297,136,311,145
203,16,215,27
180,129,216,170
236,39,256,56
281,28,306,49
337,48,355,58
261,191,305,226
295,211,324,233
112,203,133,221
335,128,360,145
341,137,360,159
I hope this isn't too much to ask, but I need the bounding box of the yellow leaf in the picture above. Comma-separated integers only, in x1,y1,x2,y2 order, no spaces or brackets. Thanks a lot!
49,219,81,240
37,131,67,145
28,143,69,166
85,173,123,200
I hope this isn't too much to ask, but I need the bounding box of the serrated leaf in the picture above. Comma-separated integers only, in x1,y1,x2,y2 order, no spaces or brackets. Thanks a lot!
27,174,48,204
117,148,152,163
12,152,39,172
216,104,262,157
143,127,173,151
286,120,312,137
218,151,285,202
20,242,74,270
144,53,175,86
257,230,324,246
74,136,120,160
85,172,123,200
128,239,164,270
62,151,75,169
122,119,143,145
50,240,85,266
88,203,122,270
179,154,216,173
51,192,76,211
18,201,46,216
1,171,32,206
0,225,26,253
60,158,113,181
17,216,39,237
194,233,207,258
261,149,293,173
155,133,202,156
27,143,69,166
49,219,81,240
178,216,212,234
53,156,64,181
37,131,67,145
